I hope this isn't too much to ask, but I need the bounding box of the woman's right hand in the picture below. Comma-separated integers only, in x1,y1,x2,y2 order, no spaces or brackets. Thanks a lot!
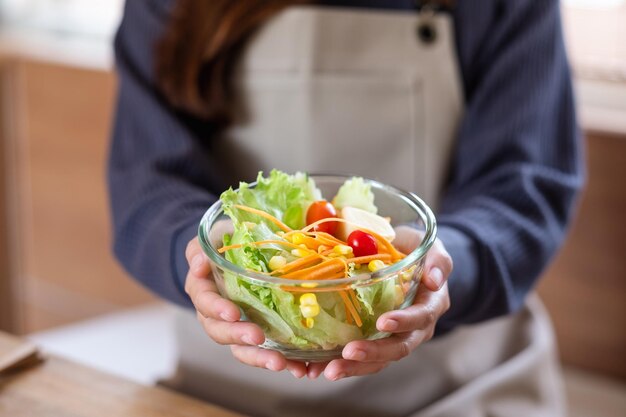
185,237,308,378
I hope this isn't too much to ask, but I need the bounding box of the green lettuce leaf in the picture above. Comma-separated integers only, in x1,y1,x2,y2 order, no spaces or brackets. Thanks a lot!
356,279,397,333
223,223,268,273
221,170,321,231
332,177,377,214
222,270,309,348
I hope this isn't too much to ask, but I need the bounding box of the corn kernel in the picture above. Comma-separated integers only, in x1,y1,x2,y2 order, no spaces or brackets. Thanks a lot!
268,255,287,271
303,317,315,328
333,244,353,256
300,293,318,306
368,260,386,272
400,265,417,282
300,304,320,318
291,248,309,258
394,285,404,307
301,282,318,288
290,233,306,244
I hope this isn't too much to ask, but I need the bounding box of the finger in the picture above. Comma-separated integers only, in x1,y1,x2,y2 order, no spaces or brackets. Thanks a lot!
187,276,240,321
377,283,448,333
230,346,307,377
185,237,201,263
323,359,390,381
285,360,308,379
185,238,211,277
341,331,426,363
197,313,265,346
422,239,453,291
306,361,329,379
230,345,287,372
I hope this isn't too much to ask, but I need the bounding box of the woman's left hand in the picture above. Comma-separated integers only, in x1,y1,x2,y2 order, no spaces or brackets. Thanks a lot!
307,227,452,381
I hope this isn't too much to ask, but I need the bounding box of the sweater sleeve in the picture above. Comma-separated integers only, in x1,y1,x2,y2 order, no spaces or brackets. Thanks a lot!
108,0,224,307
435,0,584,331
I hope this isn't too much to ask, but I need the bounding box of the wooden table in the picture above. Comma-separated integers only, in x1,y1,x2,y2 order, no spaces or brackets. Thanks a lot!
0,331,243,417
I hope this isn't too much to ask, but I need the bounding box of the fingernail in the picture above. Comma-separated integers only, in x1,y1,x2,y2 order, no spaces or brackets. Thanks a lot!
429,267,444,289
241,335,257,345
348,349,366,361
266,360,280,371
289,369,302,378
383,319,399,331
220,312,235,321
191,254,204,271
333,373,346,381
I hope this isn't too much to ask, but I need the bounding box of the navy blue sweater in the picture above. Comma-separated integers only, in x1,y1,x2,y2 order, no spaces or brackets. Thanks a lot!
109,0,584,332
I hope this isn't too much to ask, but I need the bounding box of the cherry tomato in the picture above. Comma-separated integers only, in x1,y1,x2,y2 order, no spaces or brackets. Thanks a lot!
306,200,338,235
347,230,378,257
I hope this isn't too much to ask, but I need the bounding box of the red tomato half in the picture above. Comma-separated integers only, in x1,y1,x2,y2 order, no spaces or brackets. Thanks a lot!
347,230,378,257
306,200,338,235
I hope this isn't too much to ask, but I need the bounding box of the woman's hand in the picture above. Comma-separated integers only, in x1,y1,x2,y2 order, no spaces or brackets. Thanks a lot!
307,226,452,381
184,234,308,378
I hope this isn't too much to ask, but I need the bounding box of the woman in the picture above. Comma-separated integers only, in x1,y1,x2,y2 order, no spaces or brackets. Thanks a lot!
108,0,583,416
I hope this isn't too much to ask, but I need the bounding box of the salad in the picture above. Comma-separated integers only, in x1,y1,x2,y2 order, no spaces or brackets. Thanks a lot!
216,170,416,350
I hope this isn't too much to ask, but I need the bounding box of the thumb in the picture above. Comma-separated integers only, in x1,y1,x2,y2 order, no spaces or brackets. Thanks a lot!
422,239,453,291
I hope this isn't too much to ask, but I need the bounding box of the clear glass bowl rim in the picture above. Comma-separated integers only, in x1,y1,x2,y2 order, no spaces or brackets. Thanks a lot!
198,174,437,287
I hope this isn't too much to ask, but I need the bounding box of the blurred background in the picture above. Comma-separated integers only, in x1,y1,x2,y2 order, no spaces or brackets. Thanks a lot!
0,1,624,415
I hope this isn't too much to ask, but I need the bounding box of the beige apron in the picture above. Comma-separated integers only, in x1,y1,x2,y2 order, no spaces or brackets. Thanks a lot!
168,6,566,417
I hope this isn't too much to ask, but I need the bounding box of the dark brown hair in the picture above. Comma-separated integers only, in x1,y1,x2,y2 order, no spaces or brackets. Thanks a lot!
156,0,453,128
156,0,312,128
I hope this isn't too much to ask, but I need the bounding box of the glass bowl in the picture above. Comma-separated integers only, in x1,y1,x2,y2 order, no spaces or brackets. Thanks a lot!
198,175,437,362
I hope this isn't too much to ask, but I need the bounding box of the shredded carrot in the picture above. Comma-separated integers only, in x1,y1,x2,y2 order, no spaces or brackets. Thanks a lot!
339,291,362,327
298,235,325,250
233,205,292,233
270,254,320,275
376,244,391,255
321,271,346,280
348,289,361,312
345,302,353,325
279,282,349,293
338,256,349,276
311,232,347,246
283,231,344,248
282,258,345,280
349,253,392,265
311,235,342,248
317,245,329,254
218,239,305,254
316,255,349,275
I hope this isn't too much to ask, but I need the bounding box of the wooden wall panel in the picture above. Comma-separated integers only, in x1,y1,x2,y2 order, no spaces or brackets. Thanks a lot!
0,61,16,332
538,133,626,381
2,59,155,333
